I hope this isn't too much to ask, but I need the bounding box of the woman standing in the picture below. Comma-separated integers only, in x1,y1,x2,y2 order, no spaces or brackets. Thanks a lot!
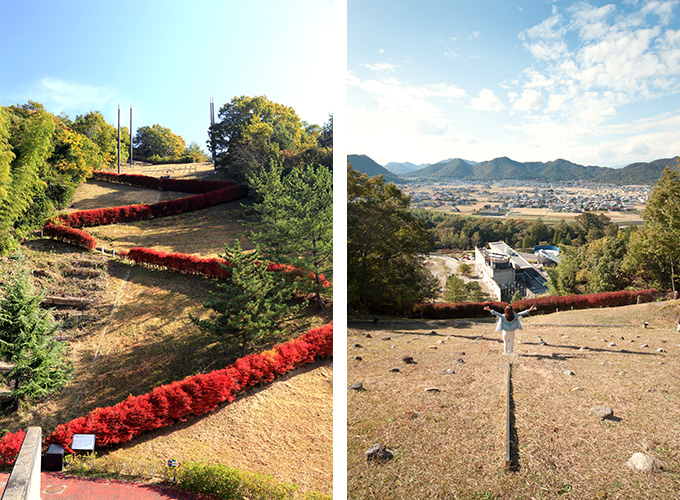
483,304,537,355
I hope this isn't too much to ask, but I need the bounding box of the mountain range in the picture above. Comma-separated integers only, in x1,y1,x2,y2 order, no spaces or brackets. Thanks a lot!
348,154,680,185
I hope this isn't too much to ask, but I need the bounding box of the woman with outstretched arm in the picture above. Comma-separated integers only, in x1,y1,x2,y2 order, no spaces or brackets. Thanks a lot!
483,304,537,355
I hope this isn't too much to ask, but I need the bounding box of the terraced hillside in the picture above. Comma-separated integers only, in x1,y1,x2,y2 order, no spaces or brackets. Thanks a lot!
0,163,332,496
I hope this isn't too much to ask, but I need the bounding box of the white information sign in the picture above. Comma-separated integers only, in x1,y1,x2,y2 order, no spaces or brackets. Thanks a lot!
72,434,95,451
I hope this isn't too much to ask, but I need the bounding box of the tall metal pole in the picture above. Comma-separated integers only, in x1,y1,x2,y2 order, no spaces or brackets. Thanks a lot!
210,98,216,172
129,104,133,168
117,104,121,174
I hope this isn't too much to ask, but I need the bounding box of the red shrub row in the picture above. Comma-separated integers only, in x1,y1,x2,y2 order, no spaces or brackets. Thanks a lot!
42,322,332,454
42,224,97,251
0,430,26,467
149,185,248,218
92,171,238,193
58,204,153,228
410,301,508,320
410,289,660,319
511,289,659,314
55,185,248,229
120,247,331,287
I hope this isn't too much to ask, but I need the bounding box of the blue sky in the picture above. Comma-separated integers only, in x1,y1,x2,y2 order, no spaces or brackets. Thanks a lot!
348,0,680,168
0,0,333,151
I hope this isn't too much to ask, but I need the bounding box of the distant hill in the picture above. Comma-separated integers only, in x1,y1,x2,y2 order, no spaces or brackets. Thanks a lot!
347,154,402,183
402,155,678,185
384,161,424,175
349,153,678,185
593,156,680,185
403,158,475,179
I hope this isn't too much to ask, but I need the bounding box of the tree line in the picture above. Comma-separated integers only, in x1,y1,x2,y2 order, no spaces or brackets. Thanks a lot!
348,161,680,313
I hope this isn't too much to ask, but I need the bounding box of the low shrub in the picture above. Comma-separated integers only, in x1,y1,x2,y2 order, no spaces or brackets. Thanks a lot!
41,323,332,456
163,460,333,500
42,224,97,251
409,289,661,319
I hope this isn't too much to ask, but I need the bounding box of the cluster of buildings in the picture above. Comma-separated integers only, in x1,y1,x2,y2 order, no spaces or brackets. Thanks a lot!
474,241,552,300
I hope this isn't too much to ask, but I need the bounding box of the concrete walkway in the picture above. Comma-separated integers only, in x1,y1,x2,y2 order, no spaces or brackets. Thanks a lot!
0,472,206,499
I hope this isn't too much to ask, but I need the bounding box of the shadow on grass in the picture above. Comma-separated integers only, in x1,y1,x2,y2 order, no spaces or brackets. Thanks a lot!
507,363,520,472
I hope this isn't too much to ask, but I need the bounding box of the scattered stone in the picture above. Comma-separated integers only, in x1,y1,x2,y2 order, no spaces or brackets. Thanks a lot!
389,367,400,373
608,342,617,347
564,370,575,376
641,343,649,347
353,344,363,348
629,339,635,342
403,410,420,419
625,452,663,472
391,345,395,349
539,341,547,346
590,405,614,420
430,331,437,335
365,443,394,462
364,334,373,338
579,346,588,351
441,368,455,375
571,387,583,392
348,382,365,391
413,337,420,341
402,356,416,364
424,387,441,393
660,339,667,343
456,358,465,363
352,356,363,361
657,348,666,353
646,388,657,393
382,337,391,341
428,345,438,350
562,335,569,339
435,339,445,345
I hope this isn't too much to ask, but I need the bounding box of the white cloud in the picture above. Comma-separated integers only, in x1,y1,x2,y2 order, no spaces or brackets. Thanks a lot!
379,48,385,54
468,30,481,40
26,78,116,115
362,62,398,73
513,89,545,110
469,89,505,111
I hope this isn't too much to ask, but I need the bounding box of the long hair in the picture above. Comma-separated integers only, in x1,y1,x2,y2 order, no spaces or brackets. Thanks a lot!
504,305,515,322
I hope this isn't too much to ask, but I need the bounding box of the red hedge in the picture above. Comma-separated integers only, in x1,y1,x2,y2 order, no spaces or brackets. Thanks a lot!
41,322,332,454
121,247,331,287
410,289,660,319
92,171,238,193
42,224,97,251
0,430,25,467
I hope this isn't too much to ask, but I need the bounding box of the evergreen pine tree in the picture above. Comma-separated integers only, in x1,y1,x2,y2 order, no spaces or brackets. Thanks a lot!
0,268,71,410
247,162,333,311
191,241,299,356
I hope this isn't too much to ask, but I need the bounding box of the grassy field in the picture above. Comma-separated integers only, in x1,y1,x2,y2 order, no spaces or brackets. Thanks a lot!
0,167,332,496
348,301,680,499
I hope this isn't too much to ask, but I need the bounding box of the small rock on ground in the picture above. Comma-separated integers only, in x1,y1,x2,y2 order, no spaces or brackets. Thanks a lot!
625,452,663,472
590,405,614,419
348,382,365,391
564,370,575,376
402,356,416,364
441,368,455,375
425,387,441,392
365,443,394,461
389,367,400,373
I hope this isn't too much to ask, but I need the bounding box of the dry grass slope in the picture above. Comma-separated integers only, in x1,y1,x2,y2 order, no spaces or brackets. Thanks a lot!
0,167,331,495
348,301,680,499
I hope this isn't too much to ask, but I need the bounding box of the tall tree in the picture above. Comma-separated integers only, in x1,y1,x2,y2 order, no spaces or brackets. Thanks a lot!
190,242,299,356
72,111,127,167
134,124,186,162
625,165,680,293
209,95,323,181
0,102,55,254
0,268,71,409
348,165,439,312
247,162,333,311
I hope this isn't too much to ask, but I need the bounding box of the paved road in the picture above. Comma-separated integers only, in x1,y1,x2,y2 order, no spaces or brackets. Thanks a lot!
0,472,204,499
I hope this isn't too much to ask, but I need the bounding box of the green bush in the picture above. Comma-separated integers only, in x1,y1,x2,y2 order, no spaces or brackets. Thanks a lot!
168,461,331,500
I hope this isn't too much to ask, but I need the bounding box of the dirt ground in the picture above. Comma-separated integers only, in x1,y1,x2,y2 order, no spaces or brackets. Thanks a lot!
348,301,680,499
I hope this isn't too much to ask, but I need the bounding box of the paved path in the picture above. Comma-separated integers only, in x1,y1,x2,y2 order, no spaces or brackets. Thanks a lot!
0,472,205,499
